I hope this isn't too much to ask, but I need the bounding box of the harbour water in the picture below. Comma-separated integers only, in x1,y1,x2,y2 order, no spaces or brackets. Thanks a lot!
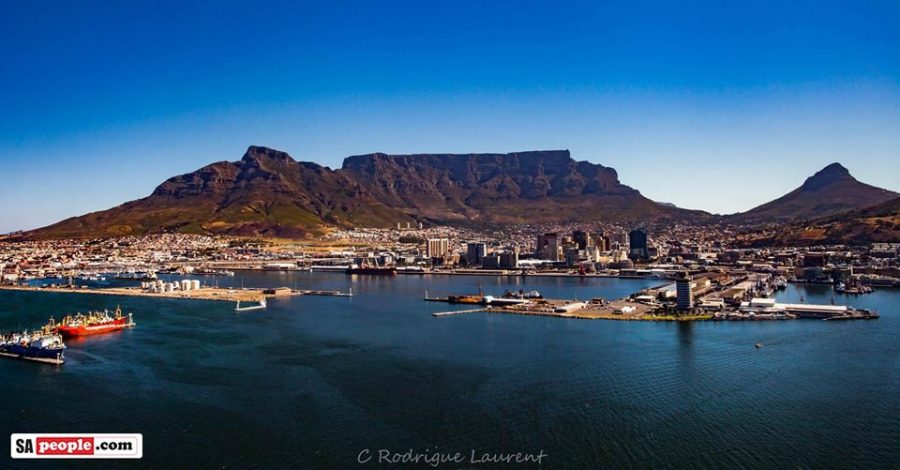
1,272,898,468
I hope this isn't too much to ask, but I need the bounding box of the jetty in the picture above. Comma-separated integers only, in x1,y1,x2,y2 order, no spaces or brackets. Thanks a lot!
235,299,267,312
432,308,489,317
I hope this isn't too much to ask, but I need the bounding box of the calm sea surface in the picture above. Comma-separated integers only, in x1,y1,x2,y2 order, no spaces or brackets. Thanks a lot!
1,272,898,468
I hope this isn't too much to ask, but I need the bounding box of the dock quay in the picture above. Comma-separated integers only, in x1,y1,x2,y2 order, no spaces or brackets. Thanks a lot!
0,284,355,304
1,284,270,303
433,308,489,317
425,292,877,322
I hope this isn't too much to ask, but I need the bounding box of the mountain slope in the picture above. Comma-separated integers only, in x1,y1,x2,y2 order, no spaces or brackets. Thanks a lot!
730,163,897,224
741,196,900,246
22,146,703,239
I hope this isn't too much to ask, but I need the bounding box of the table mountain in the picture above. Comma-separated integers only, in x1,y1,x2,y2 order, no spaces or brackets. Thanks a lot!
22,146,703,239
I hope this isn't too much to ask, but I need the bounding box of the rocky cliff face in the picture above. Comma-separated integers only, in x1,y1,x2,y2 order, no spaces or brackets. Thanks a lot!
23,146,703,239
339,150,660,224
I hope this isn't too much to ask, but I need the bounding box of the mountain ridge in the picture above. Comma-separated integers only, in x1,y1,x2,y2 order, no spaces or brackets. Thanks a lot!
21,146,703,239
18,148,897,241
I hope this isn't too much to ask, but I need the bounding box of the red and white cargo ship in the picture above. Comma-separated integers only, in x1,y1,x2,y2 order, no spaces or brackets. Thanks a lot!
46,307,135,338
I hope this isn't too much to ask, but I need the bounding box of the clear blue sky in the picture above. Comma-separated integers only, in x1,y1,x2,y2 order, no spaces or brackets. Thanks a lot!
1,0,898,232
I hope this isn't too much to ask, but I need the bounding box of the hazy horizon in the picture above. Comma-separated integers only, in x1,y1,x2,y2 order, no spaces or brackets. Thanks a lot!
2,1,898,233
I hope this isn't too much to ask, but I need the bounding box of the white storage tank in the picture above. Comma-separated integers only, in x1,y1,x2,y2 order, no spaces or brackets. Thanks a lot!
180,280,191,291
191,280,201,290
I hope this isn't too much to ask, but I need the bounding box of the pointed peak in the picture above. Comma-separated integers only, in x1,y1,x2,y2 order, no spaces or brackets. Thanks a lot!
800,162,855,191
818,162,850,176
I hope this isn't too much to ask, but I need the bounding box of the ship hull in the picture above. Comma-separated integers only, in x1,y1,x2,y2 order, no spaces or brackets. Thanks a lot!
55,318,132,337
346,268,397,275
0,345,65,365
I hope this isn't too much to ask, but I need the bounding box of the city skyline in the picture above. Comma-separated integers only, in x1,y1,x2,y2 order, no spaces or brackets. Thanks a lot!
2,0,899,232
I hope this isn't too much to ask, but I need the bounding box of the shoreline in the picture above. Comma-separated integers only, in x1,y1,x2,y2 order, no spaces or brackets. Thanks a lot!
0,285,267,303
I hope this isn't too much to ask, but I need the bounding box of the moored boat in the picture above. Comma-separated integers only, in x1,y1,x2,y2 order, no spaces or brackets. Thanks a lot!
0,329,66,365
49,307,135,338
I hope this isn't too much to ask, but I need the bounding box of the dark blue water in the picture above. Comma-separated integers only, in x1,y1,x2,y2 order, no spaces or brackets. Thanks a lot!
2,273,898,468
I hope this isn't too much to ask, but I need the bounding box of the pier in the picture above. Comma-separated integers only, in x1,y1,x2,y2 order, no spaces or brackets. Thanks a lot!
432,308,489,317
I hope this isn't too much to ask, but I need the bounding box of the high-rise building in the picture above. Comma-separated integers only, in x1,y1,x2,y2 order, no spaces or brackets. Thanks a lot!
536,233,561,261
427,238,449,258
676,272,693,311
499,250,519,269
591,232,610,252
629,229,649,260
565,247,582,267
572,230,592,250
466,242,487,267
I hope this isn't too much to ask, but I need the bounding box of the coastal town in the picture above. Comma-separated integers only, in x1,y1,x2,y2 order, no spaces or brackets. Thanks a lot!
1,225,894,322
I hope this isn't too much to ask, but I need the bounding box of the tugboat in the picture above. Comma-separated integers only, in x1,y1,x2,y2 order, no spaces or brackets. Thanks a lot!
49,307,135,338
0,328,66,365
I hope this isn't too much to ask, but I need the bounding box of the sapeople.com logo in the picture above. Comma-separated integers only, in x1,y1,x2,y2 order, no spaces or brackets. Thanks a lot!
11,434,142,459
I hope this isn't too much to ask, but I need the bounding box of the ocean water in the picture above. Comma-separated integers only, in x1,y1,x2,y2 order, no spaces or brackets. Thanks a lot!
1,272,897,468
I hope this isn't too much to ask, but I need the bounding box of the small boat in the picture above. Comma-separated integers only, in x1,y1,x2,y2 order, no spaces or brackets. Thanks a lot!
755,342,763,349
235,299,267,311
0,328,66,365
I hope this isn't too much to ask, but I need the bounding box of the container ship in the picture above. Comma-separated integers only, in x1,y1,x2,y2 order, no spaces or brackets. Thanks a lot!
0,329,66,365
47,307,135,337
